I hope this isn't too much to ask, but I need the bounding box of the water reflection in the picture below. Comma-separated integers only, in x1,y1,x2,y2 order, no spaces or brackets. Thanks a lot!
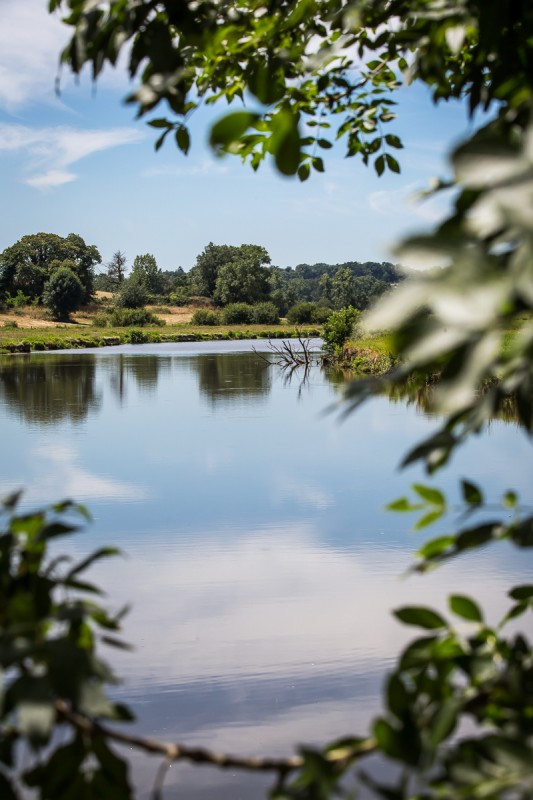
107,355,172,402
0,354,100,424
1,343,532,800
191,352,271,406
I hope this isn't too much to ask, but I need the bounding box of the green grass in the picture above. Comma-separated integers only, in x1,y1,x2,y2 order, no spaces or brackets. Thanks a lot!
0,322,323,353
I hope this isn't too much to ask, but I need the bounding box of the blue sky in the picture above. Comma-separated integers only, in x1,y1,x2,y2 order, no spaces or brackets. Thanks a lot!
0,0,475,272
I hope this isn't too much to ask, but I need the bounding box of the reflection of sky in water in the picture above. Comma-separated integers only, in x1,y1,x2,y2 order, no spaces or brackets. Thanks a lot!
1,342,533,799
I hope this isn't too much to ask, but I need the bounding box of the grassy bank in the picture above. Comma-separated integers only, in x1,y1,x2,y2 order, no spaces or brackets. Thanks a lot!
0,322,322,354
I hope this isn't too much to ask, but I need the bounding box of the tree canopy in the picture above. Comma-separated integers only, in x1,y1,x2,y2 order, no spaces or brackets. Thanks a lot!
0,232,100,305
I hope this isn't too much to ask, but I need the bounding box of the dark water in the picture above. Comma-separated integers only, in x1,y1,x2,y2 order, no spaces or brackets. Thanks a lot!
1,342,532,798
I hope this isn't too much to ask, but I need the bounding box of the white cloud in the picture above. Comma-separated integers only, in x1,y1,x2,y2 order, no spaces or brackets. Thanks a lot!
0,123,144,189
142,159,229,179
369,181,451,223
19,443,150,503
0,0,67,109
0,0,129,111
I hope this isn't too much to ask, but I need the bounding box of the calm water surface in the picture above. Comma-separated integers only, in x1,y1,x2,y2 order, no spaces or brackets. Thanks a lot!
2,341,532,798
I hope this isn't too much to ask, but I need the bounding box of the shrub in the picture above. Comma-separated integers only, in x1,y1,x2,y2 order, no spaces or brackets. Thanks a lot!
322,306,360,354
115,276,148,309
42,267,85,320
5,290,31,309
129,328,147,343
223,303,254,324
169,290,189,306
3,320,18,329
109,308,163,327
252,302,280,324
311,305,333,324
287,301,317,324
191,309,221,325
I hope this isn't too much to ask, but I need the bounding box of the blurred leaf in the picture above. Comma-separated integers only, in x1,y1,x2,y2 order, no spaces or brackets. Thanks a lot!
394,606,447,630
449,595,483,622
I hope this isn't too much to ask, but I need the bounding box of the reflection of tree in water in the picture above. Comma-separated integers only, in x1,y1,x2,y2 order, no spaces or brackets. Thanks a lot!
192,353,271,406
108,355,171,402
0,355,100,425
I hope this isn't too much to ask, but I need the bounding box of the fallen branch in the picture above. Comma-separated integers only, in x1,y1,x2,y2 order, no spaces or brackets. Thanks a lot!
54,699,376,775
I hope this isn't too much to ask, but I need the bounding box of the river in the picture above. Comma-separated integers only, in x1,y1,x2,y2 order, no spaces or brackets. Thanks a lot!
1,341,532,798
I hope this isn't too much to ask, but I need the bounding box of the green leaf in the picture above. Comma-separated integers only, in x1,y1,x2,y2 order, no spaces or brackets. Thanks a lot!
428,699,459,746
509,584,533,601
386,497,422,512
210,112,259,154
148,118,170,129
385,153,400,173
417,535,455,559
269,108,301,176
298,163,310,182
449,594,483,622
384,134,403,149
503,490,518,508
374,154,385,176
394,606,447,630
461,480,483,506
412,484,445,507
414,509,443,530
175,126,189,155
66,547,120,579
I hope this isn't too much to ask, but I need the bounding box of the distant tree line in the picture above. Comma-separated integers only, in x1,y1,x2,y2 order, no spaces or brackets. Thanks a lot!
1,233,401,321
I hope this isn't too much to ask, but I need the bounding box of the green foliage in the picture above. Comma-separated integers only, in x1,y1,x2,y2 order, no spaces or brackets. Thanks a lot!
131,253,164,295
128,328,147,344
252,302,280,325
222,303,255,324
109,308,163,327
321,307,360,354
0,494,133,799
0,233,99,304
191,308,222,326
287,302,317,324
115,275,148,309
42,267,85,320
5,290,30,309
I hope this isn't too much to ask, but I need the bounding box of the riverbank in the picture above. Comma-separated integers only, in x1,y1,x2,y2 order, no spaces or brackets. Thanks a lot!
0,323,323,354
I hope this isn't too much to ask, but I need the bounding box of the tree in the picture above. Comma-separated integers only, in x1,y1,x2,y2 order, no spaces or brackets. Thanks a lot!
42,266,85,320
214,244,271,305
331,267,355,310
115,274,148,309
106,250,127,288
7,1,533,798
189,243,240,297
0,232,100,303
131,253,164,295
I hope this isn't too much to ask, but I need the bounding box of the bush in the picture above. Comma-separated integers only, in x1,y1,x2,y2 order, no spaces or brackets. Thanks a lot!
169,290,190,306
42,267,85,320
252,302,280,324
223,303,254,324
322,306,360,354
191,309,221,325
3,320,18,329
311,305,334,324
129,328,147,343
5,290,31,309
115,276,148,309
109,308,163,327
287,301,318,324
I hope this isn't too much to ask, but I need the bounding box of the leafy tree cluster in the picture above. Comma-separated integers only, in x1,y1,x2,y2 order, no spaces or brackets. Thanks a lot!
188,242,272,305
0,233,100,316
